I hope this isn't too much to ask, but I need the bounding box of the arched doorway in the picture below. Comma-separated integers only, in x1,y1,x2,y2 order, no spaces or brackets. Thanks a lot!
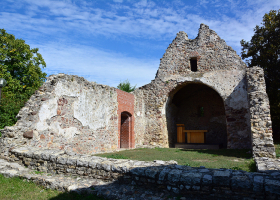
120,112,132,148
166,83,227,148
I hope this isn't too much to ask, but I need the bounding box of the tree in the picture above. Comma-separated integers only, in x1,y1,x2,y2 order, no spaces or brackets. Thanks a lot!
240,10,280,140
117,80,136,92
0,29,47,129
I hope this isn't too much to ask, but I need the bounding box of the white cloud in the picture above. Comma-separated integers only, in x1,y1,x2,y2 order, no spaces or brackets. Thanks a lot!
36,42,159,87
1,0,280,86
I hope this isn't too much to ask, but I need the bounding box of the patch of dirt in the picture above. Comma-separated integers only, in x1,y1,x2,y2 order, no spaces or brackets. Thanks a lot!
232,159,245,162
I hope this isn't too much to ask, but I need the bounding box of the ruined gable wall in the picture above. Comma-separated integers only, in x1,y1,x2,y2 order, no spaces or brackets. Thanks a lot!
156,24,246,80
0,74,119,156
134,24,251,149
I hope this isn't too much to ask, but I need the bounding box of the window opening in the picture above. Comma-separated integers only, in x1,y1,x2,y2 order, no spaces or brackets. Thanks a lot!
200,107,204,117
190,58,197,72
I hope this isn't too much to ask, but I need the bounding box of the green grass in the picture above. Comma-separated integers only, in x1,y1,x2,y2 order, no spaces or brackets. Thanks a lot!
275,142,280,158
97,148,256,172
102,154,129,159
0,174,104,200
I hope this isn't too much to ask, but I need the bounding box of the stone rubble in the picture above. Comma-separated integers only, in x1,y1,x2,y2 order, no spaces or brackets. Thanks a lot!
255,157,280,171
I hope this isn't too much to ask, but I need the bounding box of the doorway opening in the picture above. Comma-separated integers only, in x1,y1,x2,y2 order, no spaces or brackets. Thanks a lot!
120,112,132,148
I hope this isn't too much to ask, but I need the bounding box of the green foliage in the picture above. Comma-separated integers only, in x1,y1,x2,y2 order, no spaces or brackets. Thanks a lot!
240,10,280,139
117,79,136,92
0,29,46,129
230,166,242,170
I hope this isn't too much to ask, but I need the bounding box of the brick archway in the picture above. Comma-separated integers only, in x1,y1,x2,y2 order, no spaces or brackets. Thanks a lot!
117,89,135,149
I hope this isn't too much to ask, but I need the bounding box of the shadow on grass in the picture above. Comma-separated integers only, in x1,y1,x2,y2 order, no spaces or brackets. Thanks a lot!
49,193,105,200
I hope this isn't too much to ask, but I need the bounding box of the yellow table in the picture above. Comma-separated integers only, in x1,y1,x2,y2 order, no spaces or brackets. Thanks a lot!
176,124,207,143
184,130,207,143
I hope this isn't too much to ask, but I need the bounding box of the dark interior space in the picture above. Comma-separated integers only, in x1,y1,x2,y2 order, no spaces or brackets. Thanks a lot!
166,83,228,148
120,112,131,148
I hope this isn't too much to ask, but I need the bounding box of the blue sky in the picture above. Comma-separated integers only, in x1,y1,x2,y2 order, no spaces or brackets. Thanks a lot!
0,0,279,87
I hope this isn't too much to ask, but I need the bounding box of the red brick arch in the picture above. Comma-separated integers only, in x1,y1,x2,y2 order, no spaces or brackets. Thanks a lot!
117,89,135,149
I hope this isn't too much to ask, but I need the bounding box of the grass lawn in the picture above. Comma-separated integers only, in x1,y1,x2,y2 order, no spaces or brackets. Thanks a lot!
0,174,103,200
97,148,256,172
275,141,280,158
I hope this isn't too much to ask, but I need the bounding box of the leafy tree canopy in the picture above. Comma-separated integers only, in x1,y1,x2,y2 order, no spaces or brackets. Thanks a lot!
117,80,136,92
241,10,280,140
0,29,47,129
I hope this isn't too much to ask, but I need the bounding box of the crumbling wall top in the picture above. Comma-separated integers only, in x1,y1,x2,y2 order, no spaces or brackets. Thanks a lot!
155,23,246,80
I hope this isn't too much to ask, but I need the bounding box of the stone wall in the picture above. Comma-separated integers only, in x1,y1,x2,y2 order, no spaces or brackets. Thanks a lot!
246,67,275,158
7,146,280,199
134,24,251,149
132,88,147,147
0,74,134,156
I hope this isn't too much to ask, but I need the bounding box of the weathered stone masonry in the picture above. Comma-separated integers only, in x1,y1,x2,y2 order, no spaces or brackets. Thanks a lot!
0,74,135,156
0,23,276,160
246,67,275,158
134,24,253,150
0,23,278,199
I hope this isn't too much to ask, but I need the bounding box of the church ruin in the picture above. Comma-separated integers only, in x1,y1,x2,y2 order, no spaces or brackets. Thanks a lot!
0,24,276,159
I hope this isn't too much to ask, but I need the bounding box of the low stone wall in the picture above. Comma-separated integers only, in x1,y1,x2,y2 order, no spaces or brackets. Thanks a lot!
7,147,280,198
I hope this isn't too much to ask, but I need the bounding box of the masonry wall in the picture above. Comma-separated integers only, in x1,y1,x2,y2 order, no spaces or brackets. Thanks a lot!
134,24,252,149
0,74,120,156
246,67,275,158
132,89,147,147
0,24,275,158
